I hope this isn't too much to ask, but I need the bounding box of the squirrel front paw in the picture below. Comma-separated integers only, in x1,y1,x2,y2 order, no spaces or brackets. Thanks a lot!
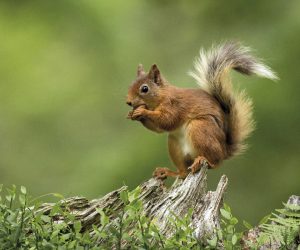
130,106,147,120
127,110,133,119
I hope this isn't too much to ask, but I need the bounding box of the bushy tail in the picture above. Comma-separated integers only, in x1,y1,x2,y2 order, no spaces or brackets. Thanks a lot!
189,42,278,156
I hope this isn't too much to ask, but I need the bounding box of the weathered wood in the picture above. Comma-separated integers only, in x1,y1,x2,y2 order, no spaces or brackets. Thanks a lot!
145,163,228,240
36,163,228,243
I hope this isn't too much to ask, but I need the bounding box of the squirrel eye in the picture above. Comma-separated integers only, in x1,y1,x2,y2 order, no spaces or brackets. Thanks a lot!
140,84,149,94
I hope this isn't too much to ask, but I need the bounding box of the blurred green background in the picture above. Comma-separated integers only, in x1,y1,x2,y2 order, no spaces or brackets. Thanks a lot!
0,0,299,225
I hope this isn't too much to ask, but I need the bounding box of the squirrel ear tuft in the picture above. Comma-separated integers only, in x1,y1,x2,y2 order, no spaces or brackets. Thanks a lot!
137,64,145,77
149,64,162,85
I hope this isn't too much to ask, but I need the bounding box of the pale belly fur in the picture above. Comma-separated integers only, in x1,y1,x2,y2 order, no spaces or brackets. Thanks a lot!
170,123,197,159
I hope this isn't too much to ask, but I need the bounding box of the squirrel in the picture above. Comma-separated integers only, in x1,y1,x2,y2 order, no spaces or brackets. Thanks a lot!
126,42,278,179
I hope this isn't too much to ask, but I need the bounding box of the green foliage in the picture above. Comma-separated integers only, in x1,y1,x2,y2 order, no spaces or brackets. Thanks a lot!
0,185,299,249
0,185,95,249
246,202,300,249
206,203,242,249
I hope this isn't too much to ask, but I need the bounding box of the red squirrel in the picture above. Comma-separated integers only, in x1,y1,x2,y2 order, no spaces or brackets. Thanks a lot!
126,42,278,179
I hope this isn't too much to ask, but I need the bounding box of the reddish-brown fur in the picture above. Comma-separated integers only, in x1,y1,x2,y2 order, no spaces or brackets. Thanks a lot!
127,65,229,179
126,43,277,179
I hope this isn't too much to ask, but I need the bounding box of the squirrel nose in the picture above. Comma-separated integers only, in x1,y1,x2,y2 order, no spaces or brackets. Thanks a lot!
126,101,132,107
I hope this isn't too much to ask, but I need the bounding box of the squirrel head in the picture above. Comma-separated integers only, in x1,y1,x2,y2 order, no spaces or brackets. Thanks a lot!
126,64,166,110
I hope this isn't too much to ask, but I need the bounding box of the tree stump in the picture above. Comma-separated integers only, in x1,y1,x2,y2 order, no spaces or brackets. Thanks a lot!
37,163,228,243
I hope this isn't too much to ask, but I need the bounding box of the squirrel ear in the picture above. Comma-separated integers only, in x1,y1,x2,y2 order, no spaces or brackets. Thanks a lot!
137,64,145,77
149,64,162,85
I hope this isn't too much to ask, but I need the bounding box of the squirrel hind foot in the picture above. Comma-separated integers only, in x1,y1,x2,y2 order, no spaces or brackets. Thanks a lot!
188,156,214,173
153,167,169,180
153,167,187,180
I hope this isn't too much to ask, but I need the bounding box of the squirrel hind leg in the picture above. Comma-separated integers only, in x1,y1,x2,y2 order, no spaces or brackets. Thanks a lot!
188,118,227,167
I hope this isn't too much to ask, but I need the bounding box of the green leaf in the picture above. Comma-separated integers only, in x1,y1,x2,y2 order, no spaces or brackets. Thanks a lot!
230,217,238,225
276,208,300,218
74,220,82,233
220,208,232,220
187,207,193,217
7,212,18,223
207,236,217,247
50,205,61,216
243,220,253,230
96,208,109,226
19,195,26,206
20,186,27,195
223,203,231,213
5,195,12,202
120,190,129,205
42,239,54,248
259,214,271,225
232,234,237,245
128,187,140,202
217,229,223,240
52,193,64,199
226,225,234,234
179,247,189,250
82,232,91,242
66,213,75,221
122,232,132,241
61,233,71,241
68,240,76,248
41,215,51,223
50,229,59,239
257,233,270,245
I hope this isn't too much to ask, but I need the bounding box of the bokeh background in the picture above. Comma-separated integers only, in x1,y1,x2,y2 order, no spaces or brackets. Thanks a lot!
0,0,299,225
